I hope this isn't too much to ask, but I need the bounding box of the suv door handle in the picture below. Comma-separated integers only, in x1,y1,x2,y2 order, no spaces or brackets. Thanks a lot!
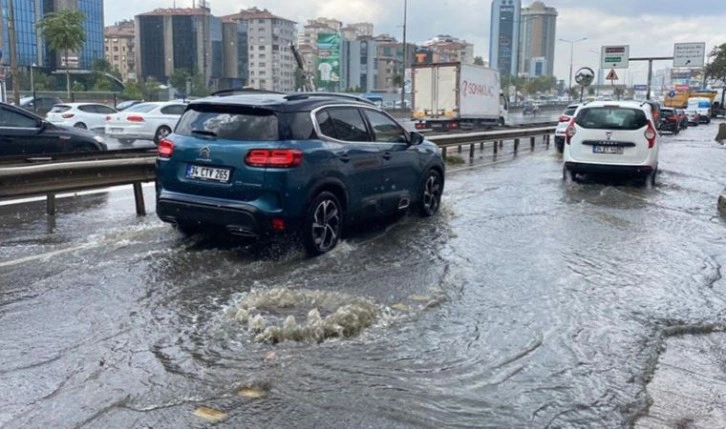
338,152,350,162
382,152,392,160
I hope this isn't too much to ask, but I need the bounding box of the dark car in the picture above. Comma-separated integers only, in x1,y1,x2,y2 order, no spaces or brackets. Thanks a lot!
16,96,64,116
0,102,107,157
155,92,446,256
658,108,680,134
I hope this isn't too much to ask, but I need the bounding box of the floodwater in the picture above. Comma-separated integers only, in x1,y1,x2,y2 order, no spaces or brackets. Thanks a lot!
0,123,725,428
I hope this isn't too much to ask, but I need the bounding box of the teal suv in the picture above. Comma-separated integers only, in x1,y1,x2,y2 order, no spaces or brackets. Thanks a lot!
155,92,445,256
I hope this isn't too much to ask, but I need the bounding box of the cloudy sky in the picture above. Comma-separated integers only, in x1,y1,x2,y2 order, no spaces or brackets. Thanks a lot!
106,0,726,84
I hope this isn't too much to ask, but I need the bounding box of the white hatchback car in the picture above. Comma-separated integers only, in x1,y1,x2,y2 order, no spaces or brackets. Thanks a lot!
46,103,118,133
105,101,187,145
554,103,580,153
563,101,659,185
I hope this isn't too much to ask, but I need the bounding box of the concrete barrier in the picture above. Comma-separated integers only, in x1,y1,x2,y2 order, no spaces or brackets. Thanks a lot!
719,188,726,214
716,123,726,144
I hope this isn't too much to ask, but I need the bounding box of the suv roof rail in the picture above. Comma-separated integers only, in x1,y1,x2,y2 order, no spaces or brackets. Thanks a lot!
283,92,376,105
211,88,284,97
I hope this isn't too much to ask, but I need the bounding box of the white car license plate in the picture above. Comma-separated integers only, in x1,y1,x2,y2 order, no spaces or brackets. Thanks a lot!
593,145,624,155
186,165,231,183
109,128,124,133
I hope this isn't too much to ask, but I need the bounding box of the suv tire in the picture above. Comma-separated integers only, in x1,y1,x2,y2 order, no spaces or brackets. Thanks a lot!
303,192,342,256
419,170,442,217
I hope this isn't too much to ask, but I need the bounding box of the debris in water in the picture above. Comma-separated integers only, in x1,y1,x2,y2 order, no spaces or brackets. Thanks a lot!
234,288,380,343
263,351,277,363
409,295,431,302
391,303,412,312
238,386,268,399
193,406,227,422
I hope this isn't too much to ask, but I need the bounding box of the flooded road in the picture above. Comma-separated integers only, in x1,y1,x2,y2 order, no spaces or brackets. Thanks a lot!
1,124,725,428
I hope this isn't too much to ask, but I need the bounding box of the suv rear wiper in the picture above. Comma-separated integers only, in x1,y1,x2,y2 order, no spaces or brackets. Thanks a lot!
191,129,217,139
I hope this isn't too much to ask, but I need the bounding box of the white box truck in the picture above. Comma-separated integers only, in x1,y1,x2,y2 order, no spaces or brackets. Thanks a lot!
411,62,508,131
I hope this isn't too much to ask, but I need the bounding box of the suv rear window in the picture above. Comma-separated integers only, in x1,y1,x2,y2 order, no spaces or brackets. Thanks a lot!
176,104,279,141
575,107,648,130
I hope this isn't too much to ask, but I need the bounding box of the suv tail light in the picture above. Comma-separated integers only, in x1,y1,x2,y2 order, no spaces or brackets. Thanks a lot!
245,149,302,168
127,115,145,122
558,115,571,122
61,113,74,119
644,121,657,148
158,138,174,158
565,120,576,144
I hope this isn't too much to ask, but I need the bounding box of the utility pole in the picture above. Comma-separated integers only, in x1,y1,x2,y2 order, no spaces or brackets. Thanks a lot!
7,0,20,104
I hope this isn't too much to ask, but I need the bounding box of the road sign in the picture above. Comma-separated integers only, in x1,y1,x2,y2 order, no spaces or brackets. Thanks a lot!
605,69,619,81
633,84,648,91
601,45,629,69
673,42,705,67
668,90,676,98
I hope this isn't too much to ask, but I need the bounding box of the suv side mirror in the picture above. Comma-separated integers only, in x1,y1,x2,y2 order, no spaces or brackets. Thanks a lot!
410,131,425,145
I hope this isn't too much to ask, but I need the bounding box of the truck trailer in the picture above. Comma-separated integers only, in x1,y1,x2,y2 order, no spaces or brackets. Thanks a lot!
411,62,508,131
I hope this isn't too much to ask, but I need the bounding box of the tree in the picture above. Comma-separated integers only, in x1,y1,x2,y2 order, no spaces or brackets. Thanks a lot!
473,56,485,66
37,9,86,98
705,43,726,107
190,73,209,97
119,82,144,100
169,69,191,94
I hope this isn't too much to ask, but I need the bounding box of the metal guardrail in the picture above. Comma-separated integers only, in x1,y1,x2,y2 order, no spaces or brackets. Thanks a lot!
0,125,556,216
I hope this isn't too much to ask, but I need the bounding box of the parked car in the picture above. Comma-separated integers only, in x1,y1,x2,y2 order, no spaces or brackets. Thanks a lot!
45,102,118,133
155,92,446,256
16,96,63,116
563,100,659,185
658,108,680,135
554,103,580,153
115,100,144,111
685,110,700,126
105,101,187,145
0,102,107,157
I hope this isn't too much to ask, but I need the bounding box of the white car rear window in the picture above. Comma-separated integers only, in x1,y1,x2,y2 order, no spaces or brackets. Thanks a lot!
575,107,648,130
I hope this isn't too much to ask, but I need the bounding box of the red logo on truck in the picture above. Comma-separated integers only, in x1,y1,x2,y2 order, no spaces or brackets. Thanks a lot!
462,80,494,98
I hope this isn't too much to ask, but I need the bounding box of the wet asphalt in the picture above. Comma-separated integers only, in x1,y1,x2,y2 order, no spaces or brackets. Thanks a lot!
0,121,725,428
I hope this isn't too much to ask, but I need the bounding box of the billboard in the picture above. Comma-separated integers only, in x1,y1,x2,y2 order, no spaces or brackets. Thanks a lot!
670,68,704,89
317,33,341,91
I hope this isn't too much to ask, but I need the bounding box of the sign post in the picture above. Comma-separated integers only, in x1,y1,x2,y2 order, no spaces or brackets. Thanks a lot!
574,67,595,102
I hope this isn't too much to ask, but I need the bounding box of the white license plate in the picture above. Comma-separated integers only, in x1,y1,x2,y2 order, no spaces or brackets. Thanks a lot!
593,145,624,154
186,165,231,183
109,128,123,133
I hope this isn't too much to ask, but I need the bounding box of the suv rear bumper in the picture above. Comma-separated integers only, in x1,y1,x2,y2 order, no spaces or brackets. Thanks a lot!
564,161,654,176
157,192,274,239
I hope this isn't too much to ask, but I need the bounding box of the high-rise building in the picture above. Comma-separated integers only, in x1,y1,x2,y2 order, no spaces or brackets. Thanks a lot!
0,0,44,68
104,20,136,82
219,18,249,90
222,7,297,92
489,0,521,77
135,7,222,86
341,23,373,41
341,37,377,92
373,34,416,93
519,1,557,77
0,0,103,70
421,35,475,64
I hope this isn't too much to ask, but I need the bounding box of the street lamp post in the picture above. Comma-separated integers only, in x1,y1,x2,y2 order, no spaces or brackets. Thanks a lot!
559,37,587,100
400,0,408,109
30,63,36,112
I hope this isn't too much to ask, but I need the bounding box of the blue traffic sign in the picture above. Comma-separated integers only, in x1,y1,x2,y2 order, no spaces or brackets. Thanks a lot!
668,90,676,98
0,50,3,61
633,84,648,91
